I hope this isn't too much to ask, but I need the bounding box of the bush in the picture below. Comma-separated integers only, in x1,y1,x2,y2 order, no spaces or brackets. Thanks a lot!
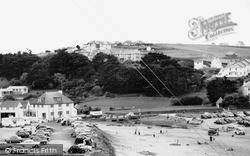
222,93,249,108
173,96,203,106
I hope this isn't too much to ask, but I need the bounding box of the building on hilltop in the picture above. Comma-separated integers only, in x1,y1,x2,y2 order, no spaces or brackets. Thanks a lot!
217,59,250,77
111,48,147,62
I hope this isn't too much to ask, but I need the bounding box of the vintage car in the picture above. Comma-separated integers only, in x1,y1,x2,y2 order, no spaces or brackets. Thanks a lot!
16,130,30,138
5,136,23,143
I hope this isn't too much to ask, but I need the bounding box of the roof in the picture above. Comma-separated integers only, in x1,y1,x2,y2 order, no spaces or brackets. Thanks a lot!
0,101,21,108
216,97,223,104
111,48,145,55
7,86,28,89
224,59,250,69
20,101,29,108
31,91,73,105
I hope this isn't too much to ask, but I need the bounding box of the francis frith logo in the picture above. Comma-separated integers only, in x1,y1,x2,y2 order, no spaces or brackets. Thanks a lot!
188,12,237,41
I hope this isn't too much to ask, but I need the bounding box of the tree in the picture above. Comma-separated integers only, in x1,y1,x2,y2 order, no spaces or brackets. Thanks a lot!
207,77,238,106
207,79,224,105
222,93,249,108
141,52,179,68
49,49,94,80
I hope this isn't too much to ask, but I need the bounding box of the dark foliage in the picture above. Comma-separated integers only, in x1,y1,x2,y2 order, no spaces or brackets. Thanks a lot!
173,96,203,106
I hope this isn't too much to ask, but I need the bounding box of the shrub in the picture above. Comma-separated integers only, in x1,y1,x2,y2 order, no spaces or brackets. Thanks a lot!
173,96,203,106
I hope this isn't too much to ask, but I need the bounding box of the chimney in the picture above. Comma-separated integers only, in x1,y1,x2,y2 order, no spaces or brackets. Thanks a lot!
58,90,63,94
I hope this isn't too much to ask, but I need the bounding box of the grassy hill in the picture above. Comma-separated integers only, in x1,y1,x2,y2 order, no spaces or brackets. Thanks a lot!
153,44,250,59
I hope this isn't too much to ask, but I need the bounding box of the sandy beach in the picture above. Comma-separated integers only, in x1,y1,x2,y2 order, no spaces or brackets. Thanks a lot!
96,119,250,156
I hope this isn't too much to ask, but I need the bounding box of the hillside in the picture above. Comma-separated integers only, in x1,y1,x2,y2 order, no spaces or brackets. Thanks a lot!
154,44,250,59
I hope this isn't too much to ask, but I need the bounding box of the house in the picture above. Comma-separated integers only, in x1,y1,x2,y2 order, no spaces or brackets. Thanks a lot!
20,101,32,117
211,58,223,68
194,60,205,69
82,40,112,53
30,91,77,121
111,48,146,62
241,79,250,97
216,97,223,108
217,59,250,77
0,88,13,99
7,86,29,95
0,101,24,119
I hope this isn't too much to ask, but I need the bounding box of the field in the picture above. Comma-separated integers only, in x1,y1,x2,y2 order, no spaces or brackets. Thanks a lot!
153,44,250,59
80,95,218,115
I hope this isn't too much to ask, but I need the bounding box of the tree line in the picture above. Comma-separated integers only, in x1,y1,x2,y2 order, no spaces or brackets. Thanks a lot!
0,49,203,103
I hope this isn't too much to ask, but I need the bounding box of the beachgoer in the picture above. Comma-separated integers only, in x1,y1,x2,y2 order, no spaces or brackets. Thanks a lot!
210,135,213,142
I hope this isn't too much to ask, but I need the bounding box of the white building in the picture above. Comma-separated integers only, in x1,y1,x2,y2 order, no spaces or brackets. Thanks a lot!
217,59,250,77
0,88,13,99
194,60,205,69
211,57,223,68
6,86,29,95
0,101,24,119
111,48,146,62
30,91,77,121
242,79,250,97
82,41,112,53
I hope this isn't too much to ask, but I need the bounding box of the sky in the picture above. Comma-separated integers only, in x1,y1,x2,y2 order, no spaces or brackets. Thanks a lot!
0,0,249,54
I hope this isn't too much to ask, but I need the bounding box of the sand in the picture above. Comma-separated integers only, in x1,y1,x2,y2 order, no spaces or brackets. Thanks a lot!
95,119,250,156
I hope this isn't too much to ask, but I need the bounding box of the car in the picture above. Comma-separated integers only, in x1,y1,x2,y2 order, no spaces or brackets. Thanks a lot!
32,136,47,145
35,130,50,136
16,130,30,138
214,119,227,125
235,130,245,135
0,141,14,150
36,124,54,132
68,145,85,154
77,144,92,152
208,128,219,136
188,118,203,125
36,134,50,141
22,128,33,135
5,136,23,143
20,139,40,148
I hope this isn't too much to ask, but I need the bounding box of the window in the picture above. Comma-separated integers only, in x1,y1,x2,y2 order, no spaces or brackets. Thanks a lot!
51,105,54,108
54,97,62,102
66,111,69,114
51,112,54,116
66,104,69,107
6,107,9,110
58,104,62,107
41,105,44,108
24,88,26,91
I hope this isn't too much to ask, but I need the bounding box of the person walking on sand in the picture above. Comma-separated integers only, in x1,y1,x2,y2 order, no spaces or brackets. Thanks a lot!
153,132,156,137
138,130,140,135
134,128,137,135
210,135,213,142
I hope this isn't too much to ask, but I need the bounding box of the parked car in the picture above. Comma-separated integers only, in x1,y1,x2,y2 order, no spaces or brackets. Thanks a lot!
16,130,30,138
29,134,50,141
68,145,85,154
22,128,32,135
78,144,92,152
36,124,54,132
20,139,40,148
208,128,219,136
5,136,23,143
235,130,245,135
0,141,14,150
214,119,227,125
32,136,47,145
36,130,50,136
